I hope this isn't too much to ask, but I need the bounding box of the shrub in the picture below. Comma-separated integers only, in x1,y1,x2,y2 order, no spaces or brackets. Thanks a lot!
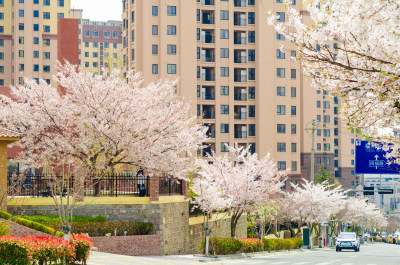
0,222,9,236
0,237,31,265
10,216,61,237
22,215,106,224
0,211,12,220
239,238,264,253
262,238,277,251
262,238,303,251
70,234,93,263
200,237,243,255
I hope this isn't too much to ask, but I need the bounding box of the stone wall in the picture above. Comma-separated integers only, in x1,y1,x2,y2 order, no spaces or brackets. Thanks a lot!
92,235,161,256
187,214,247,254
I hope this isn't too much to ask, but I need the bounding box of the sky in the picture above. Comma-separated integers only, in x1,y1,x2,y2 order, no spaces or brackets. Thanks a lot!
71,0,122,22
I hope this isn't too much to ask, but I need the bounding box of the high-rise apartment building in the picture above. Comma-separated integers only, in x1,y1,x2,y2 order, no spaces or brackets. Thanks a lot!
0,0,71,87
72,9,123,75
121,0,360,189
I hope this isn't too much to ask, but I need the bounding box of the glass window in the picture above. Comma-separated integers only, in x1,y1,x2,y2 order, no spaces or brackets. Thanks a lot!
221,143,229,152
276,33,285,40
113,31,118,39
277,68,285,78
220,48,229,58
19,10,24,17
248,12,255,24
277,86,285,96
248,49,255,61
249,68,255,80
276,12,285,22
324,143,331,151
152,6,158,16
0,39,4,46
221,124,229,133
104,31,110,38
221,105,229,114
317,101,321,108
221,86,229,95
167,6,176,16
277,143,286,152
43,12,50,19
43,65,50,72
43,0,50,5
291,124,296,134
152,25,158,35
167,25,176,35
276,49,285,59
278,161,286,171
277,105,285,115
152,44,158,54
33,37,39,44
167,44,176,55
33,64,39,72
57,0,64,6
93,42,98,48
323,101,330,109
220,67,229,77
167,64,176,74
277,124,286,134
43,52,50,59
57,13,64,19
291,87,296,97
291,143,297,152
249,105,255,117
248,87,255,99
248,31,255,43
152,64,158,74
220,29,229,39
93,30,98,38
291,106,296,115
43,25,50,32
18,50,24,57
291,161,297,171
19,23,25,30
249,124,255,137
93,52,98,58
220,10,228,20
324,115,330,123
291,69,297,79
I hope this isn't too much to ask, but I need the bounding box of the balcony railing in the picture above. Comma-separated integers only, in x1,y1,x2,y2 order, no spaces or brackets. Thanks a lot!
202,73,215,81
234,74,247,82
234,56,247,63
234,37,246,45
234,111,247,120
234,18,246,26
202,54,215,62
203,111,216,119
206,129,216,138
203,17,215,24
234,130,247,138
202,92,215,100
202,35,215,44
234,92,247,101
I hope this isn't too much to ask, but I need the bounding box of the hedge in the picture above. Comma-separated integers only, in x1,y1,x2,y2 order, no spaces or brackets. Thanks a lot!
0,234,92,265
200,237,243,255
0,223,9,236
239,238,264,253
262,238,304,251
22,215,106,224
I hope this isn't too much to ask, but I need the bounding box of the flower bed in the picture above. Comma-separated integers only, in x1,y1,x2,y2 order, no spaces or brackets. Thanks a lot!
0,234,93,265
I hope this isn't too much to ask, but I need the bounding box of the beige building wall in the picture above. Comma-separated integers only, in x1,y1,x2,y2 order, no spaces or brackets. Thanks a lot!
0,0,71,87
122,0,357,188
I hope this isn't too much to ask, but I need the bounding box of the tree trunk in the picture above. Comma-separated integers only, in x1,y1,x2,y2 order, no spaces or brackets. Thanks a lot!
231,210,243,238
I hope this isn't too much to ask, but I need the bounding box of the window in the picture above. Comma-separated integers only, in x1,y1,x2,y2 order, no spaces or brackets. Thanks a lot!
43,65,50,72
19,77,24,85
152,25,158,35
324,129,330,137
316,101,321,108
104,30,110,39
220,29,229,39
93,62,98,68
324,143,331,151
19,50,24,57
152,45,158,54
221,48,229,58
220,67,229,77
57,0,64,6
249,105,255,117
42,52,50,59
291,143,297,153
323,101,330,109
276,49,285,59
167,64,176,74
334,107,338,114
248,87,255,99
33,37,39,44
277,105,285,115
317,143,321,151
0,66,3,73
276,33,285,40
167,25,176,35
152,6,158,16
104,43,110,49
43,12,50,19
113,43,117,49
167,6,176,16
221,105,229,114
249,124,255,137
248,31,255,43
19,10,24,17
291,69,297,79
290,87,296,97
19,0,24,2
131,30,135,42
0,0,4,5
248,12,255,24
221,143,229,152
278,161,286,171
277,143,286,152
221,86,229,95
93,30,98,38
44,0,50,6
84,30,89,37
33,64,39,72
19,23,25,30
291,124,296,134
334,139,339,146
277,124,286,134
291,161,297,171
277,12,285,22
249,68,255,80
57,13,64,19
248,0,255,5
197,9,200,21
291,106,296,115
277,86,285,96
18,37,24,44
93,52,98,58
43,25,50,32
324,115,330,123
0,40,4,46
0,53,3,60
152,64,158,74
0,13,4,20
277,68,285,78
220,10,228,20
167,44,176,55
221,124,229,133
248,49,255,61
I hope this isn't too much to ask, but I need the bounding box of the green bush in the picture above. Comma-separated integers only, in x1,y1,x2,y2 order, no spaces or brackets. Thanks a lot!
263,238,277,251
0,239,30,265
262,238,303,251
22,215,106,224
200,237,243,255
0,211,12,220
0,222,9,236
239,238,264,253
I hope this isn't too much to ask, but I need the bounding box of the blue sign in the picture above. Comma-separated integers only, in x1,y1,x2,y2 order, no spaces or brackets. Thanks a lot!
355,140,400,174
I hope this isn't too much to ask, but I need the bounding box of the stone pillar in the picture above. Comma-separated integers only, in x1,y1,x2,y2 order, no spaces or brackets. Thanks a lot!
149,176,159,201
182,180,188,199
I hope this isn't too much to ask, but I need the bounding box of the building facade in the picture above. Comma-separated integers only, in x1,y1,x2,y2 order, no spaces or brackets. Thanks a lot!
0,0,71,87
72,9,123,75
121,0,359,189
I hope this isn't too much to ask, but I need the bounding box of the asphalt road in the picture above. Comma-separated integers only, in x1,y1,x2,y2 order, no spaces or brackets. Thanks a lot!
88,242,400,265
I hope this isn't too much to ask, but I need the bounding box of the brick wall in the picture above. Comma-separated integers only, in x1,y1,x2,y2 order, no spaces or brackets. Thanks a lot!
92,235,161,256
187,214,247,254
0,218,51,237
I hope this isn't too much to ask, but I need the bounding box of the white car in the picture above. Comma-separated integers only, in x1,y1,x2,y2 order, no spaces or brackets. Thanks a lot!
336,232,360,252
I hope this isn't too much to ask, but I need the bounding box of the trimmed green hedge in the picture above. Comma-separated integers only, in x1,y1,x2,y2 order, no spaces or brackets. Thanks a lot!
200,237,243,255
262,238,303,251
22,215,106,224
0,222,9,236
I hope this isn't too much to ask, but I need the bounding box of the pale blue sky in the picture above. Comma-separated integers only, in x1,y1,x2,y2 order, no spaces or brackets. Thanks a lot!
71,0,122,22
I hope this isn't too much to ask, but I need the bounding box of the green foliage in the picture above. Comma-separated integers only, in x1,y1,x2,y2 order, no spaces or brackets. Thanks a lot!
315,166,339,188
22,215,106,224
0,240,30,265
0,211,12,220
247,221,258,238
239,238,264,253
200,237,243,255
262,238,303,251
0,222,9,236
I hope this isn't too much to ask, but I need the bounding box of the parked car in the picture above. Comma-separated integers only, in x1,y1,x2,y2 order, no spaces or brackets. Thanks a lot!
387,234,394,244
336,232,360,252
394,232,400,244
381,232,387,243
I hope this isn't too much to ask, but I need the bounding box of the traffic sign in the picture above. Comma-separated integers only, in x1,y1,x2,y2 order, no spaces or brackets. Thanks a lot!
378,189,393,194
355,140,400,174
363,186,374,196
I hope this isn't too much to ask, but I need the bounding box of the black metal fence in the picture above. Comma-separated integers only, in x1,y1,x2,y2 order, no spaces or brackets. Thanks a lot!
8,174,183,198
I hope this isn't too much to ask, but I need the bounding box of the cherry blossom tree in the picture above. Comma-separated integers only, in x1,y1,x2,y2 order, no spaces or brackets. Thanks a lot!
194,144,285,238
267,0,400,157
0,62,206,179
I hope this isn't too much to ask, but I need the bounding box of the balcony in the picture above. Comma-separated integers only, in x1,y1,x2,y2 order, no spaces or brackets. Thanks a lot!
234,87,247,101
202,48,215,62
234,31,246,45
234,0,246,7
202,11,215,24
234,50,247,63
201,86,215,100
234,125,247,139
234,106,247,120
202,67,215,81
202,142,215,157
201,0,215,5
202,105,215,119
201,30,215,44
203,123,216,138
234,13,246,26
234,69,247,82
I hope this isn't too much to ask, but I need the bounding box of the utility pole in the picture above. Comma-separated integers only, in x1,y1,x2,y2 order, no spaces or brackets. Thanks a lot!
306,120,319,183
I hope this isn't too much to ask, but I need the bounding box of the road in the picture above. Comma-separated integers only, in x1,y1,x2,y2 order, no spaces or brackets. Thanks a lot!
88,243,400,265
